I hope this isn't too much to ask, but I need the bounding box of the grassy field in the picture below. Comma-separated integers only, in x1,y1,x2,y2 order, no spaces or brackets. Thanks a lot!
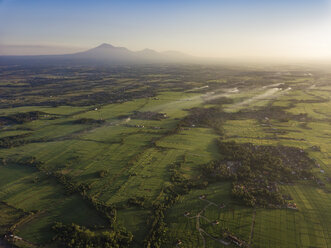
217,80,331,247
0,64,330,247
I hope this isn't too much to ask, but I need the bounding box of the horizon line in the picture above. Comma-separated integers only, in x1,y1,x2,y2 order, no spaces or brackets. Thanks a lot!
1,43,331,63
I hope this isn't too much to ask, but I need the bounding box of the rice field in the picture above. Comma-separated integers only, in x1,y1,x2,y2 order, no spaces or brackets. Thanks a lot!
0,65,330,247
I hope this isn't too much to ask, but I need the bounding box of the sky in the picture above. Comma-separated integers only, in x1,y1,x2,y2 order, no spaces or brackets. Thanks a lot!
0,0,331,59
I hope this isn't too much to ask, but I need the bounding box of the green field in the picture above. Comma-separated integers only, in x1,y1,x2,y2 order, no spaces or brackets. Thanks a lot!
0,64,330,247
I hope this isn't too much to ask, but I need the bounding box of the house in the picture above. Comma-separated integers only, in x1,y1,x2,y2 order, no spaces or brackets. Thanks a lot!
212,220,220,225
184,211,190,217
287,202,298,210
6,234,23,241
227,234,244,247
199,194,206,199
13,235,22,241
176,240,182,246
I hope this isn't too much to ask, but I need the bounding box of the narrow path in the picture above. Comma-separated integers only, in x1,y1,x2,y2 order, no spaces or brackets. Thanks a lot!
248,209,256,246
200,229,230,246
185,198,230,247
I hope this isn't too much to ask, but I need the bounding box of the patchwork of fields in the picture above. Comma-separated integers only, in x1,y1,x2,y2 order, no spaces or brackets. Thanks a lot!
0,64,330,247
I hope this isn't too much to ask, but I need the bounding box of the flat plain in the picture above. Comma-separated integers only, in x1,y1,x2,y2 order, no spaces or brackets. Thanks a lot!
0,64,330,247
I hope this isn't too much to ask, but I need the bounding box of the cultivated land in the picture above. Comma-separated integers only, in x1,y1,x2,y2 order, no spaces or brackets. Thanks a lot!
0,64,330,247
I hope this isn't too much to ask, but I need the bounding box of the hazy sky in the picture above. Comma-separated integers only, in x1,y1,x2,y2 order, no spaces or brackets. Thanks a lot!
0,0,331,58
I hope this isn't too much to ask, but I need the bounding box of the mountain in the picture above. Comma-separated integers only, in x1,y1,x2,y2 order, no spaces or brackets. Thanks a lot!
72,43,135,62
70,43,194,64
0,43,194,66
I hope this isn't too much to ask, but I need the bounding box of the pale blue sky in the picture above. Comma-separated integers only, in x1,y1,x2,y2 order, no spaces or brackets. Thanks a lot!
0,0,330,58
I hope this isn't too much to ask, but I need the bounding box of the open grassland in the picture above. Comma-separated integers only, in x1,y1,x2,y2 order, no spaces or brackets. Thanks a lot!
218,79,331,247
0,64,330,247
0,87,211,246
0,165,107,244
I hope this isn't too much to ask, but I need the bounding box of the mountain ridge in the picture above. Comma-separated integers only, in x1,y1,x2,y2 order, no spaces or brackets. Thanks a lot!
0,43,194,65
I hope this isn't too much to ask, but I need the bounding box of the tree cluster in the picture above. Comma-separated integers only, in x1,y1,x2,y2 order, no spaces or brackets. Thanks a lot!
53,172,91,196
52,222,132,248
180,107,224,135
145,157,208,247
202,141,314,207
0,111,46,125
0,133,33,148
72,118,105,125
129,111,167,121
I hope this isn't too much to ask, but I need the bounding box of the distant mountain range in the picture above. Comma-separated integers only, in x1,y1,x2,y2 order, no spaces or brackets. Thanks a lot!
0,43,195,65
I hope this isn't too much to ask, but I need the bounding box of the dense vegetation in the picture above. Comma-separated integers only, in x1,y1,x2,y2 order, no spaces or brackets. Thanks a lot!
130,111,168,121
72,118,105,125
0,134,32,148
52,222,132,248
0,111,47,125
203,141,315,207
